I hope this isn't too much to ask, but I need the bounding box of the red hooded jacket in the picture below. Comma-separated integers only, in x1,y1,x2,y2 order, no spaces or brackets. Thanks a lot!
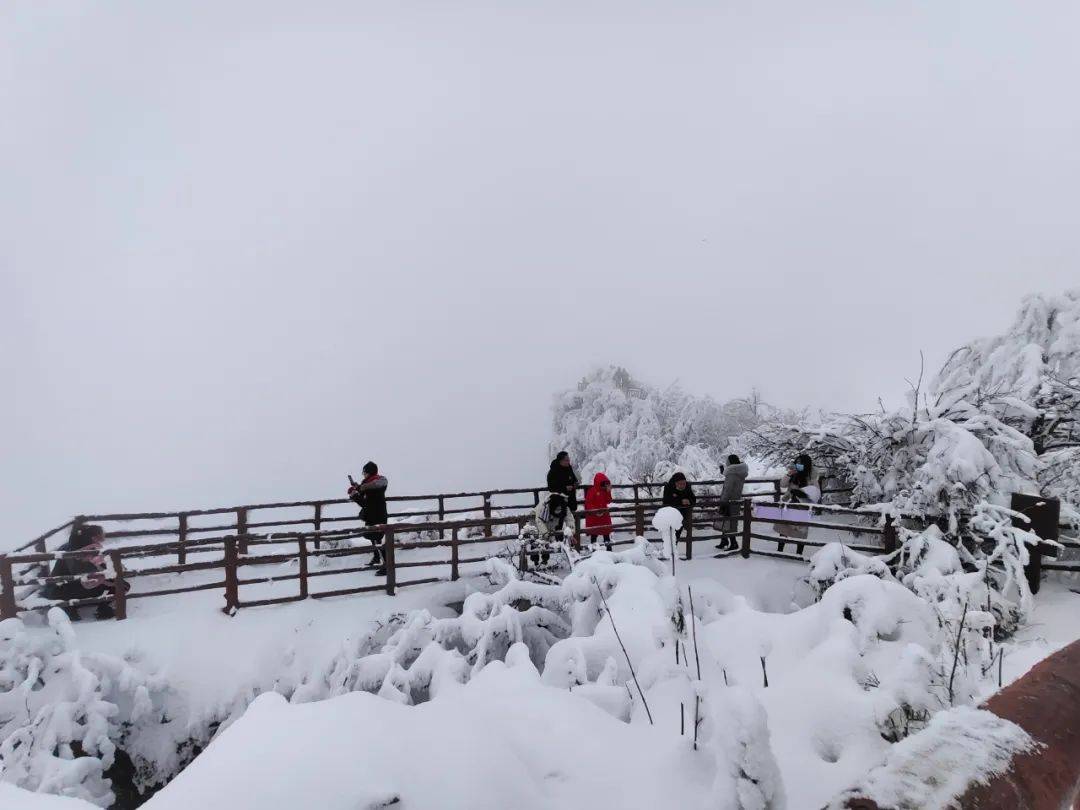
584,472,613,536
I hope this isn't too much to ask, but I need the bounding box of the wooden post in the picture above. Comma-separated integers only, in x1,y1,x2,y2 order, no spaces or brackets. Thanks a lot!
532,489,540,507
438,496,446,540
882,514,898,555
298,538,309,599
635,503,646,537
384,529,396,596
773,479,782,502
684,512,693,560
572,511,581,550
740,499,753,559
236,509,249,555
0,557,16,620
313,503,322,550
451,527,459,581
482,493,492,525
110,551,127,620
178,513,188,565
223,537,239,615
33,540,48,583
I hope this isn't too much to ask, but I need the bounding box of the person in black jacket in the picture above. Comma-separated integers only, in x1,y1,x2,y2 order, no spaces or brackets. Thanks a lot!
348,461,389,575
662,472,696,539
42,524,124,621
546,451,579,532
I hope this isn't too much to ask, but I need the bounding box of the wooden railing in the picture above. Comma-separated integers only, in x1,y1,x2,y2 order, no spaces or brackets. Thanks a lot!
10,478,808,556
0,478,875,620
6,479,1075,622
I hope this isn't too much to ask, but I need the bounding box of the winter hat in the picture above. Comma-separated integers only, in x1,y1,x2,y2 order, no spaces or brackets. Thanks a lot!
68,524,104,550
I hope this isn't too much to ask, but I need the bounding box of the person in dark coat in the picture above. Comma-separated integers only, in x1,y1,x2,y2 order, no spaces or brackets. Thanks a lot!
716,455,749,551
42,524,123,621
348,461,389,575
662,472,696,539
546,451,579,532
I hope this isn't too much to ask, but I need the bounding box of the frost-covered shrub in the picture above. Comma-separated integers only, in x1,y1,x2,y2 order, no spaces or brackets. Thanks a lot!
0,610,184,807
799,543,894,605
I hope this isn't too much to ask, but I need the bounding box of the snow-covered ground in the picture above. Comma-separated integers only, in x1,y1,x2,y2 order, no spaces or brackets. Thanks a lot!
3,529,1079,810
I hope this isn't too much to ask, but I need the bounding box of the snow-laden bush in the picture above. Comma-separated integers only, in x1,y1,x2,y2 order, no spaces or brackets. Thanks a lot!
825,705,1036,810
799,543,895,605
551,366,766,486
0,609,191,807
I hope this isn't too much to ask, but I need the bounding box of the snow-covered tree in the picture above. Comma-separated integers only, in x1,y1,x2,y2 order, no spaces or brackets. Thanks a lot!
742,292,1080,525
932,288,1080,513
551,366,765,486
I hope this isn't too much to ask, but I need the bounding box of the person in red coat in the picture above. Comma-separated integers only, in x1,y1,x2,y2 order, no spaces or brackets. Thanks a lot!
584,472,614,550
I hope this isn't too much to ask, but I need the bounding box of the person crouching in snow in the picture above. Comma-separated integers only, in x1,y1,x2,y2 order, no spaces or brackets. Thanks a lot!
662,472,696,539
584,472,614,550
348,461,389,576
42,524,128,621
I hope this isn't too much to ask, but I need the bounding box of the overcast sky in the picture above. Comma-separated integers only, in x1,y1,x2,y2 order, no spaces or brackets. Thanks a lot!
3,0,1079,546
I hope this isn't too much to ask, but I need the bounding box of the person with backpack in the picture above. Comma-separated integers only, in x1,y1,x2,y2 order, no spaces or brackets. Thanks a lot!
546,451,579,533
715,454,749,551
584,472,614,550
662,472,696,539
42,524,127,621
348,461,389,575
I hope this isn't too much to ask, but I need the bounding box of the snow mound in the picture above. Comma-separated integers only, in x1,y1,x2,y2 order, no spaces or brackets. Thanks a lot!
825,705,1036,810
144,646,716,810
0,783,97,809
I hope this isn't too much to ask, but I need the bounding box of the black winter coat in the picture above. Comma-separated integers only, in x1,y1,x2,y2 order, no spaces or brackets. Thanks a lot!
42,550,105,602
547,462,579,510
662,479,697,510
350,475,389,525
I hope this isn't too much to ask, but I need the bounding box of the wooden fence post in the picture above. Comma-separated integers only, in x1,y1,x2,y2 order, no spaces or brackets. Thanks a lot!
223,537,239,615
882,514,898,555
438,496,446,540
384,529,396,596
313,503,322,550
684,512,693,560
0,557,16,620
635,503,646,537
532,490,540,507
740,499,753,559
451,528,459,581
110,551,127,620
482,493,492,525
177,513,188,565
298,538,309,599
236,509,249,555
572,512,581,550
773,480,782,502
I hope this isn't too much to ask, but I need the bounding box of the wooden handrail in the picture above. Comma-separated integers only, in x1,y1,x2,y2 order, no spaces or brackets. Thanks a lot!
4,481,890,620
